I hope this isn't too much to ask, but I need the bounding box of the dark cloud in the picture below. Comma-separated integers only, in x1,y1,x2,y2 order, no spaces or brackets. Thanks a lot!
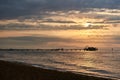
42,19,75,23
103,15,120,24
0,0,120,19
0,23,34,30
0,36,74,48
0,34,120,49
107,36,120,44
0,23,107,30
0,36,70,43
0,0,48,19
114,36,120,41
107,16,120,21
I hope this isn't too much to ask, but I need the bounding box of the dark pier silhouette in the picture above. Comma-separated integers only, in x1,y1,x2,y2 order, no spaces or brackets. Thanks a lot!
0,47,98,52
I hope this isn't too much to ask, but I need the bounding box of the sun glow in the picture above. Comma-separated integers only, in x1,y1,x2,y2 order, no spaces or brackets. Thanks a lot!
84,22,92,27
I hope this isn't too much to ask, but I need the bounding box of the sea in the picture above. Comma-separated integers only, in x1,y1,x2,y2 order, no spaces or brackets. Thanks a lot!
0,49,120,80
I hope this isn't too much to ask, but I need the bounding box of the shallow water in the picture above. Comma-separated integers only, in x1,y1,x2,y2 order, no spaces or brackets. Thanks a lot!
0,50,120,79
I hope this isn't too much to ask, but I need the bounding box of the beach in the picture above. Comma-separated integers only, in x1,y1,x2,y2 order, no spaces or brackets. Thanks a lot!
0,60,114,80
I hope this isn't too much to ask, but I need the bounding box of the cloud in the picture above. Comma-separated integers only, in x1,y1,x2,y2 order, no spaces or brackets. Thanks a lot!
0,23,107,30
0,0,120,19
0,36,70,43
113,36,120,43
42,19,75,23
0,36,76,48
0,34,120,49
0,8,119,31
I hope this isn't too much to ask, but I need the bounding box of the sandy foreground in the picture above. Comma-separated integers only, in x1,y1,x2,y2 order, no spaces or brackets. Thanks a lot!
0,60,115,80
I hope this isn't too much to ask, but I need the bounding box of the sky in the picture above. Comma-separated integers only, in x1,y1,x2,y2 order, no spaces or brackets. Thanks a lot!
0,0,120,49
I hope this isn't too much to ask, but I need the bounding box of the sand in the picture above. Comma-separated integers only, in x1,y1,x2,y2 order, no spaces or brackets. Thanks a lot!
0,60,114,80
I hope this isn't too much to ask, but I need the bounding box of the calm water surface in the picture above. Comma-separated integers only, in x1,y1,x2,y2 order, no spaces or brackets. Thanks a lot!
0,50,120,79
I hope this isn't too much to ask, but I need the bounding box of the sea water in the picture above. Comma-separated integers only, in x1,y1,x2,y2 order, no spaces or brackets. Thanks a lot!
0,50,120,79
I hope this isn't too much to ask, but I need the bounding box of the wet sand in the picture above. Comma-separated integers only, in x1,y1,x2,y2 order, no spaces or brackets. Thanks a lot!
0,60,114,80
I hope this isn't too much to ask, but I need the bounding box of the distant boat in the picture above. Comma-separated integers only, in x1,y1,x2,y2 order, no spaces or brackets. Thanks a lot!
84,47,98,51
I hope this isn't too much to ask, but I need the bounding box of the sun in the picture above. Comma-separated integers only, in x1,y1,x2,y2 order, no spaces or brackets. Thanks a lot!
84,22,91,27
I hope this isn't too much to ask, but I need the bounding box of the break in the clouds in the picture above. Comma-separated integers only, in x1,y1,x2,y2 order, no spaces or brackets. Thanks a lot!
0,0,120,19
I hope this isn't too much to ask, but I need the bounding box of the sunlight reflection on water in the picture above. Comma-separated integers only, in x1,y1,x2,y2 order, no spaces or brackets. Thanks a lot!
0,50,120,79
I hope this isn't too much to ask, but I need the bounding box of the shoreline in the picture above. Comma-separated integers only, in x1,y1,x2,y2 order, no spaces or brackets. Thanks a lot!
0,60,116,80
